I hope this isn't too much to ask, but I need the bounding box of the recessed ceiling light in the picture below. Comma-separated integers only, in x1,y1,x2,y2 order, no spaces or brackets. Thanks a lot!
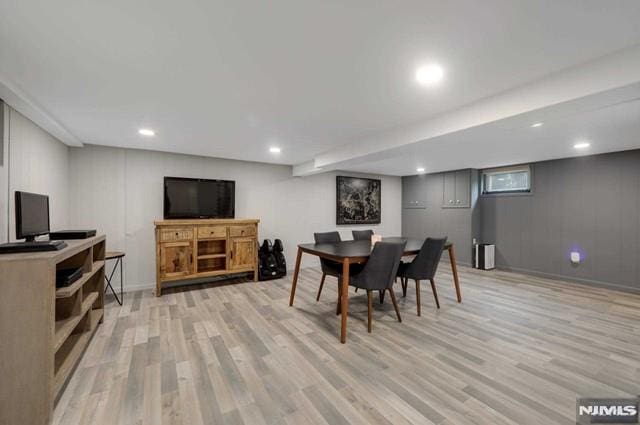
416,64,444,86
574,142,591,149
416,167,425,173
138,128,155,136
531,122,543,128
269,146,281,153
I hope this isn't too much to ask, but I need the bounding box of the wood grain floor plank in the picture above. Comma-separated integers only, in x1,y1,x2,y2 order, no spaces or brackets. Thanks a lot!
54,265,640,425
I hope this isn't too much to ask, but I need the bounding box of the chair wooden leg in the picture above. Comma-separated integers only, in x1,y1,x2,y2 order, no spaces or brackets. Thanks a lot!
316,273,326,301
415,279,421,317
367,290,373,333
336,282,342,315
388,288,402,323
379,289,385,304
430,278,440,309
402,277,408,297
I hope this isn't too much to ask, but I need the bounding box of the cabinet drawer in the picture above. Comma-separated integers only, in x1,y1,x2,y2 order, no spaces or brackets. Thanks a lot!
197,226,227,239
229,225,256,238
159,228,194,241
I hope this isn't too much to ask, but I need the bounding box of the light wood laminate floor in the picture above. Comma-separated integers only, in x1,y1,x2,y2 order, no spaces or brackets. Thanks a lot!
53,265,640,425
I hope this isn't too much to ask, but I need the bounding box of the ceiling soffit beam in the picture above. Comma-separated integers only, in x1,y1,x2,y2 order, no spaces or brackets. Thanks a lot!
0,72,83,147
302,43,640,174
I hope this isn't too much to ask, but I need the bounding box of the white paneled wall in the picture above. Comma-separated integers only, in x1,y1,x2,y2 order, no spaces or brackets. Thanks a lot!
69,145,402,291
0,103,8,242
1,105,69,242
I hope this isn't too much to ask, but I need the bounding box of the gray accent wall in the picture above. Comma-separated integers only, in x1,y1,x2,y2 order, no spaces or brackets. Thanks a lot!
402,170,480,265
479,150,640,292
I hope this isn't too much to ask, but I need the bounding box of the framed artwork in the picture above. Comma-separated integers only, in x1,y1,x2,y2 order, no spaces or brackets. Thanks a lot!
336,176,381,225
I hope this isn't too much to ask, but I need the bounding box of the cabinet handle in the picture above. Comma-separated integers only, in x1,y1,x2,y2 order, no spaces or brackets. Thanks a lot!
449,200,453,204
230,250,233,259
456,200,460,204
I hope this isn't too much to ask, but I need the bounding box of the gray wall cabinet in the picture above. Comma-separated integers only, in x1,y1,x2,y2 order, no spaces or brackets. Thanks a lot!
402,170,479,265
403,174,427,209
443,170,471,208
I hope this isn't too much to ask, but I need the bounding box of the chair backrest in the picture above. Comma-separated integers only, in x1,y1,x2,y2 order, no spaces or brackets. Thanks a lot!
356,241,406,290
352,229,374,241
314,231,341,244
406,237,447,280
314,232,342,272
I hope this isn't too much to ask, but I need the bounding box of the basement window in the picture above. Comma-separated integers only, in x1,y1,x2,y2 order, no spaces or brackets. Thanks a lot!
482,165,531,194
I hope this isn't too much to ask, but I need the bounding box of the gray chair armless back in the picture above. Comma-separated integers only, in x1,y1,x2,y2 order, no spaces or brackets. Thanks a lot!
352,229,374,241
405,237,447,280
352,241,406,291
314,231,342,273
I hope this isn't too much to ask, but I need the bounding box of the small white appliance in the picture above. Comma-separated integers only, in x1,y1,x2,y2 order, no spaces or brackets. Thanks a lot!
474,244,495,270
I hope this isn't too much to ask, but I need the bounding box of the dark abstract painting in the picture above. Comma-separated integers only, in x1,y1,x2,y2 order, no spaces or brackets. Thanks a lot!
336,176,381,225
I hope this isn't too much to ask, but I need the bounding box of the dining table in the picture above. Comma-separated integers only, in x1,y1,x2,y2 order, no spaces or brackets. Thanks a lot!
288,237,461,343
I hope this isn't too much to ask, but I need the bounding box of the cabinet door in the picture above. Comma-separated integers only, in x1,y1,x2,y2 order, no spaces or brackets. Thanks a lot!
230,238,256,270
454,169,470,207
403,175,426,209
442,172,456,207
159,241,194,278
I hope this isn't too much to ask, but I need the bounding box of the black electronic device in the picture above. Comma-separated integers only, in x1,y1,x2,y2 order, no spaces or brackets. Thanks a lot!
0,240,67,254
56,267,83,288
49,230,97,240
164,177,235,219
15,191,50,241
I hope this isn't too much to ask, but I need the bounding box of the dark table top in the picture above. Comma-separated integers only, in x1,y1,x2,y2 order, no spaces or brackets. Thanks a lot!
298,237,452,260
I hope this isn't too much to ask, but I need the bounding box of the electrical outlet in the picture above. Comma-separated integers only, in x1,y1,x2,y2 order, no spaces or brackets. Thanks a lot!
570,251,581,264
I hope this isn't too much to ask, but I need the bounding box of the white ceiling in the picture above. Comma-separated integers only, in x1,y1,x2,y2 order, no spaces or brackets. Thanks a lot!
1,1,640,174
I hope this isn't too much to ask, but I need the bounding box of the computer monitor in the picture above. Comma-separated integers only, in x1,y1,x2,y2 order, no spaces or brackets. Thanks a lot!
15,191,50,242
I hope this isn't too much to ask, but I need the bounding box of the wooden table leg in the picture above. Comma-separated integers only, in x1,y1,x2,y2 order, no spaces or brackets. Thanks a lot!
289,247,303,306
340,258,350,343
448,245,462,303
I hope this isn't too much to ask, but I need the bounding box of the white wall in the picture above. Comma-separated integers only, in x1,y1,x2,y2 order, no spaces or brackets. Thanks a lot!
69,144,401,290
0,102,8,242
0,103,69,242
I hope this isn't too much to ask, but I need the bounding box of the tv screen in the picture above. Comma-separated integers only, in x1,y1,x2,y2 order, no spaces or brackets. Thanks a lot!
15,191,50,241
164,177,235,219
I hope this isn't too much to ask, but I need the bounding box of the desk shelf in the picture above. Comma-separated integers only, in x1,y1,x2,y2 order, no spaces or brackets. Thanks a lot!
0,235,107,425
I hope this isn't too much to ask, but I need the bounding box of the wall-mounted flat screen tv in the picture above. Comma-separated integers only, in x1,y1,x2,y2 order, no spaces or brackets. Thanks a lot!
164,177,235,219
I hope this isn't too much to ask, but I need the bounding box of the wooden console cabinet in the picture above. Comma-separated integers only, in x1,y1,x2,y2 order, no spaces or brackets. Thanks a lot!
154,219,259,296
0,236,106,425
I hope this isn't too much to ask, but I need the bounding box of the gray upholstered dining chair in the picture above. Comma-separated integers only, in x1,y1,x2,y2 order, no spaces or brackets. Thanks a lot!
344,241,406,332
352,229,374,241
314,231,362,301
396,237,447,316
